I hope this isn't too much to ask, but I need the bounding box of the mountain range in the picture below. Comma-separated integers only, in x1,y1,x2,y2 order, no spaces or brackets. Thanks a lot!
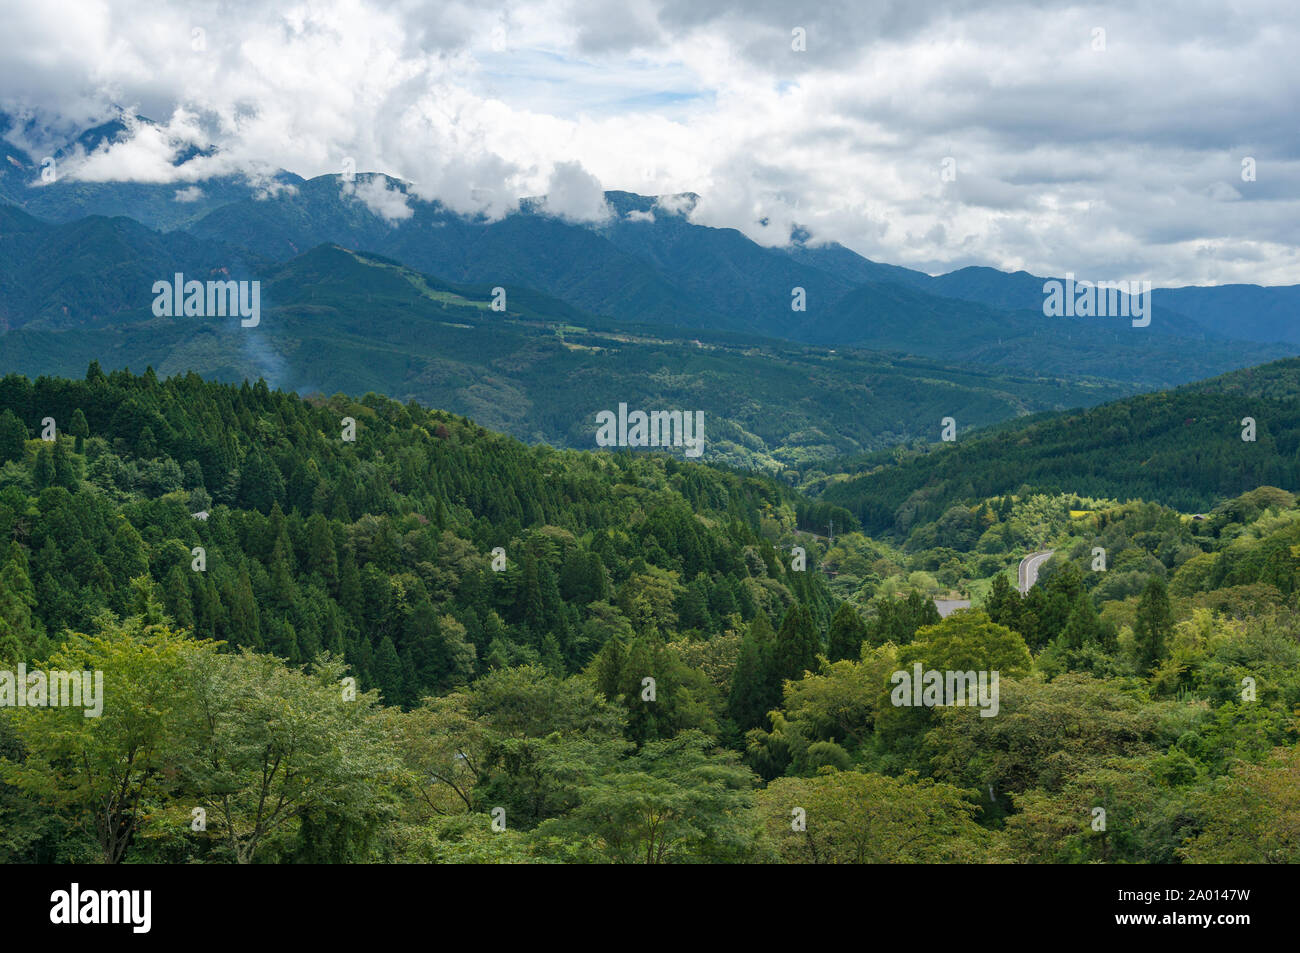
1,110,1297,468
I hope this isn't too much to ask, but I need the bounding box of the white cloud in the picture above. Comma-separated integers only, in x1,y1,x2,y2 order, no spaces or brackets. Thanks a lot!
654,193,697,216
0,0,1297,284
536,160,612,222
341,173,414,222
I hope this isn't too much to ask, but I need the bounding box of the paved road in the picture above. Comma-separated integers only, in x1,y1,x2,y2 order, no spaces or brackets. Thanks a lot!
1017,550,1054,595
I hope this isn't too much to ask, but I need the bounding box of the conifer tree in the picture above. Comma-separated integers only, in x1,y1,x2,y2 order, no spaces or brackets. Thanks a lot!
339,552,364,622
728,613,776,730
52,439,77,489
226,566,262,650
772,604,820,684
305,513,339,589
1061,588,1102,649
68,409,89,454
1134,576,1173,673
826,602,868,662
0,546,39,662
986,572,1022,632
0,410,25,465
164,565,195,630
138,425,157,459
373,635,405,706
33,443,53,490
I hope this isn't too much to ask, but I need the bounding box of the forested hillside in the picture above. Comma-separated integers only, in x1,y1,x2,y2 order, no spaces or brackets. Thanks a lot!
0,364,834,698
0,239,1134,469
2,367,1298,864
820,357,1300,536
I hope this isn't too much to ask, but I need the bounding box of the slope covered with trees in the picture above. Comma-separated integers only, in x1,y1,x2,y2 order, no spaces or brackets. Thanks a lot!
0,240,1136,470
819,357,1300,536
0,364,838,701
1,368,1298,865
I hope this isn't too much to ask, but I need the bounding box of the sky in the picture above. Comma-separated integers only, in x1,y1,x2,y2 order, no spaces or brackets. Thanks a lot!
1,0,1298,286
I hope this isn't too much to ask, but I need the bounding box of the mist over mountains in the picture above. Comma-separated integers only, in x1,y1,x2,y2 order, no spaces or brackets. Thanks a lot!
1,109,1297,467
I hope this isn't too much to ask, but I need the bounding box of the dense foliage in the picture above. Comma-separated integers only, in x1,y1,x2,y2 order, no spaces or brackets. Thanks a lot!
0,231,1139,471
820,357,1300,534
2,368,1298,864
0,364,836,702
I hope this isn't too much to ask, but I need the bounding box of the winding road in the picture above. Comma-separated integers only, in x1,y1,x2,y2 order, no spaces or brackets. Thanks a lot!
1017,550,1054,595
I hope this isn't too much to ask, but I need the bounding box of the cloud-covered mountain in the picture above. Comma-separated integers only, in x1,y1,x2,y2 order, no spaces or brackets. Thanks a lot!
4,2,1298,287
1,111,1295,457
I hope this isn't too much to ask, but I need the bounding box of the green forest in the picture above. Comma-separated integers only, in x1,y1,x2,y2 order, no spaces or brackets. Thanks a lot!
0,237,1138,472
818,357,1300,534
1,366,1298,863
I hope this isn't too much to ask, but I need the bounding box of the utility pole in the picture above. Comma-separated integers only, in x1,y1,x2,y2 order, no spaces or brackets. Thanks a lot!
827,519,833,545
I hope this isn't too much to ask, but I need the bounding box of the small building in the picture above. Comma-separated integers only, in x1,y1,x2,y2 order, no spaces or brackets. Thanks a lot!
191,511,210,521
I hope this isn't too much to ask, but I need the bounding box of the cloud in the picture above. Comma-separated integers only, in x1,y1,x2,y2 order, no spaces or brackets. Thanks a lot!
63,111,212,182
341,173,414,222
0,0,1296,284
654,192,697,216
536,160,612,222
